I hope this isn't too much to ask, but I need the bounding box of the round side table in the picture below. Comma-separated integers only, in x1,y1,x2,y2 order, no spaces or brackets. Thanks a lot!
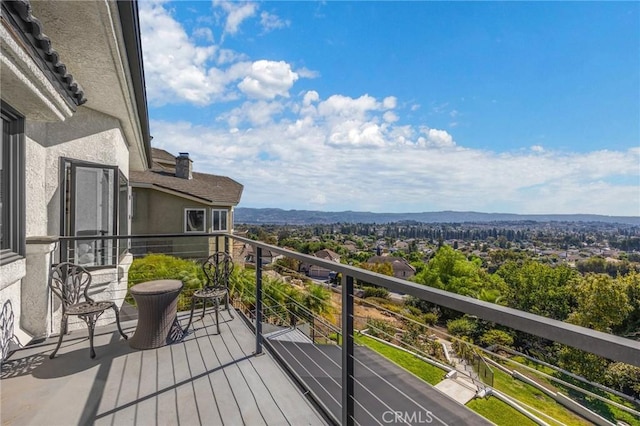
129,279,184,349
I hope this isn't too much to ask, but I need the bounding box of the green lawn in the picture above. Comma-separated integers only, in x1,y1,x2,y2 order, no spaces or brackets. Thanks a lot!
354,334,634,426
467,396,536,426
355,334,446,385
491,368,591,426
508,356,640,426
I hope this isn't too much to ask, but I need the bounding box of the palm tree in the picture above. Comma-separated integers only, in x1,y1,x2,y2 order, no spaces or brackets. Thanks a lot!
303,284,331,317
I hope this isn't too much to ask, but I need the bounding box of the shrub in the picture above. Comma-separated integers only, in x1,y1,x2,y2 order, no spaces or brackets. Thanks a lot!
422,312,439,326
128,254,205,310
366,318,396,340
479,329,514,348
364,296,393,308
446,317,476,338
362,286,390,299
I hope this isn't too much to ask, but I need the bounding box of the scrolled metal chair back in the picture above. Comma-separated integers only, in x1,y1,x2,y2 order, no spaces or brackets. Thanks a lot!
49,262,93,307
202,252,234,290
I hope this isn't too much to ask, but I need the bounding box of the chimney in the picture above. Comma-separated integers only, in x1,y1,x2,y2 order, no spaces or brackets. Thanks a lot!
175,152,193,180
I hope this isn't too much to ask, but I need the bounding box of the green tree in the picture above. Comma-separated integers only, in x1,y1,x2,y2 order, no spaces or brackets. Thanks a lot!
558,273,632,382
497,260,577,320
413,245,505,298
567,273,631,332
303,283,331,317
604,362,640,398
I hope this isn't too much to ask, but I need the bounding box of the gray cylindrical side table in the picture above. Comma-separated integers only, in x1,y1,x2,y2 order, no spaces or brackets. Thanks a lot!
129,279,184,350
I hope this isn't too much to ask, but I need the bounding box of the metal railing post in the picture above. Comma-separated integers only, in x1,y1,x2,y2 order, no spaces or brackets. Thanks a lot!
341,274,354,426
255,246,263,355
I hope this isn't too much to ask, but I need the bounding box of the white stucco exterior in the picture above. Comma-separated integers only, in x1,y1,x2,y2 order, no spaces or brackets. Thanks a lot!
0,0,150,356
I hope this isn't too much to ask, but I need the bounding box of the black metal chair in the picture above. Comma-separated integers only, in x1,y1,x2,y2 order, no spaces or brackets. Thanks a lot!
48,262,128,359
184,252,234,334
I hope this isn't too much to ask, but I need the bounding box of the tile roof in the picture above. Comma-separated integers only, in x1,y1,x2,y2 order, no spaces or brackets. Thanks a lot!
131,150,243,205
4,0,86,106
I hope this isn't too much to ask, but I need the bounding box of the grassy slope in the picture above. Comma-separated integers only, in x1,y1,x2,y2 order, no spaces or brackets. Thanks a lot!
467,396,537,426
355,334,446,385
492,368,591,426
356,334,597,426
508,356,640,426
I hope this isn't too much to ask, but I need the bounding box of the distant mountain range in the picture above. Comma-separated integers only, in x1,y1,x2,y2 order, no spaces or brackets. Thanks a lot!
234,207,640,225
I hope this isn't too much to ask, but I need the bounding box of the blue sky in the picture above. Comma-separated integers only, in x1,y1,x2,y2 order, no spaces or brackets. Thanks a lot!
139,0,640,216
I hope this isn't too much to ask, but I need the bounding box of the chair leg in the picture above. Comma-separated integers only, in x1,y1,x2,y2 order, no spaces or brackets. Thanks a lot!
215,298,220,335
184,296,197,333
226,292,234,319
49,315,68,359
112,305,128,340
200,298,207,320
87,317,97,359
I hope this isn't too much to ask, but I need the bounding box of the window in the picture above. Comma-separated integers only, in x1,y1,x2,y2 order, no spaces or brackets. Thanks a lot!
185,209,205,233
211,209,228,232
0,102,25,265
61,159,118,267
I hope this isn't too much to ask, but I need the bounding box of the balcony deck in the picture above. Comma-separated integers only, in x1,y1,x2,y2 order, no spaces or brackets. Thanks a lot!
1,309,328,426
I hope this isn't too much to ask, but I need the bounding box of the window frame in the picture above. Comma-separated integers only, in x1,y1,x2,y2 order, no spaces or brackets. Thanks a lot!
60,158,119,267
0,101,25,266
184,208,206,233
211,209,229,232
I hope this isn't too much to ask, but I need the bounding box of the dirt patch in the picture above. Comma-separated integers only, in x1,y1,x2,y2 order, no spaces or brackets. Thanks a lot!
328,292,401,329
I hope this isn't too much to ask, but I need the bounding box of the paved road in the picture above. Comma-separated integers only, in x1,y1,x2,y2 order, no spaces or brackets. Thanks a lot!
268,340,492,426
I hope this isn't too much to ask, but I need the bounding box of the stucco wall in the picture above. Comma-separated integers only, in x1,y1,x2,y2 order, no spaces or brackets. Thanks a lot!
131,188,233,258
25,108,130,238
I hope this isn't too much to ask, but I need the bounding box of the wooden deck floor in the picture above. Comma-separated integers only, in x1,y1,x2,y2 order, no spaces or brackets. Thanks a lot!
0,310,328,426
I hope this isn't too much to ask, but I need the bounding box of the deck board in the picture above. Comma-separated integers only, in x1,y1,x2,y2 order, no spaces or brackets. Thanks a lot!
1,309,327,426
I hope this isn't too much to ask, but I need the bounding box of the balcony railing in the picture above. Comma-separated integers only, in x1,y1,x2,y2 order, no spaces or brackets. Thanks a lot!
55,232,640,425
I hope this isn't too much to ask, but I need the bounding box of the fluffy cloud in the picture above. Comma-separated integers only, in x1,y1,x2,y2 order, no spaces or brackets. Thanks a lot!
141,2,639,216
238,60,299,99
149,89,640,216
214,1,259,36
139,1,302,105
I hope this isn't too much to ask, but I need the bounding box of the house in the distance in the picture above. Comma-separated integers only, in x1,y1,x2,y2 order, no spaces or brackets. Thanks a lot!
366,255,416,280
301,249,341,280
130,149,243,257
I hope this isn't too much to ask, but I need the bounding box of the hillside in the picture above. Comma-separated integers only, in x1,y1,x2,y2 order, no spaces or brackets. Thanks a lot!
234,207,640,225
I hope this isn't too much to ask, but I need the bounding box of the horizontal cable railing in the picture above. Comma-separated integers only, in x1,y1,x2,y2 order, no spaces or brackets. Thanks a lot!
51,232,640,426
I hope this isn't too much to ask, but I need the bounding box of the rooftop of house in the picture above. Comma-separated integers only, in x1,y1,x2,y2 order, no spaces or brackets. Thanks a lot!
314,249,341,261
130,148,243,205
367,255,416,271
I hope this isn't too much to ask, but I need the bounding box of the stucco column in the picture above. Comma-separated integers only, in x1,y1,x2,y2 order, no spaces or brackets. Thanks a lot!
23,236,58,338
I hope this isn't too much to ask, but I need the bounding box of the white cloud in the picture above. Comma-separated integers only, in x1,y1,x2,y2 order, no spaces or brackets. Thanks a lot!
139,2,306,106
220,100,285,127
148,87,640,216
421,128,456,148
296,67,320,79
317,94,380,120
214,1,259,36
260,11,290,32
383,96,397,109
193,27,214,42
383,111,399,123
303,91,320,106
238,60,299,99
141,2,639,216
